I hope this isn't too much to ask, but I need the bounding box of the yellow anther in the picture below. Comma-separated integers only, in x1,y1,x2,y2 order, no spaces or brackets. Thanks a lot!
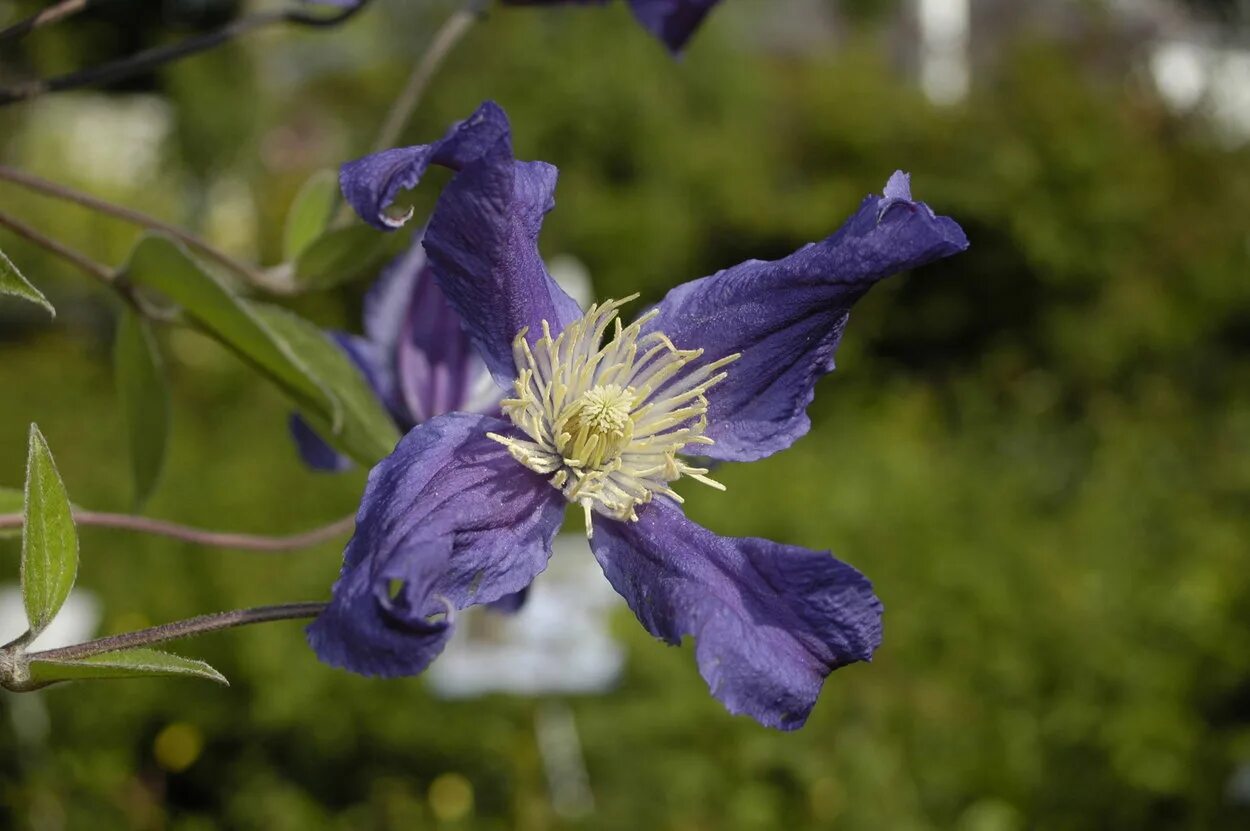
489,298,738,534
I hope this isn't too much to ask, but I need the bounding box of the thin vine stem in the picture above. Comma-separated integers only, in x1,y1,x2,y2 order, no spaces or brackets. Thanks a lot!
329,0,486,225
0,164,291,292
371,0,490,153
0,208,113,283
0,1,374,107
0,0,96,45
29,602,329,662
0,510,356,552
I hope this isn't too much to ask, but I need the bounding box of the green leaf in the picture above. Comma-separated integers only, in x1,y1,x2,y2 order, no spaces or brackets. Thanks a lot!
251,303,400,465
0,248,54,317
124,234,399,467
27,648,228,687
125,234,341,429
293,224,392,291
283,169,339,262
114,310,170,508
21,425,78,637
0,487,81,539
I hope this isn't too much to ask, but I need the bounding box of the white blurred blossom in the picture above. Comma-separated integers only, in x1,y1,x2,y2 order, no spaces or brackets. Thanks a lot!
0,585,101,651
428,536,625,698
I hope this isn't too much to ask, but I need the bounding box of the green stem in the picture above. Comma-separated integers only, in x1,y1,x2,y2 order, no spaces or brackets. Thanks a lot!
28,602,328,662
331,0,487,226
370,0,490,153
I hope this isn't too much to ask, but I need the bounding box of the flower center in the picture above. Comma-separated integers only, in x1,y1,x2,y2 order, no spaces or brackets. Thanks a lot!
558,383,636,469
487,295,738,535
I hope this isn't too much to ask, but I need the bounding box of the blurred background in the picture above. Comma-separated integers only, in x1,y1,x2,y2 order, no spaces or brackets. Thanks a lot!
1,0,1249,828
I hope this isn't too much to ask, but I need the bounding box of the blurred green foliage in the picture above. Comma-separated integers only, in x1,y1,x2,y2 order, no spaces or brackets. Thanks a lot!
1,1,1249,829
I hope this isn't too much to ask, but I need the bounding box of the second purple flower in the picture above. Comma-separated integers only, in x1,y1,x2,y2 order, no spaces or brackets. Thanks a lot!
501,0,724,53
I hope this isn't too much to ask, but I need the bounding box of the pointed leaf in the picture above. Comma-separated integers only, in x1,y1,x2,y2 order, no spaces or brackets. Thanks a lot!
0,487,80,539
124,234,397,466
283,169,339,262
114,310,170,508
294,224,393,291
0,248,54,317
27,647,228,687
125,234,341,429
21,425,78,636
251,303,400,465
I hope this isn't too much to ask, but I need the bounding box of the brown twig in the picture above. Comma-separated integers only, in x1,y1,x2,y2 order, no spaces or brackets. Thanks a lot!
0,209,113,284
0,0,95,45
0,164,288,291
0,510,355,552
0,1,374,106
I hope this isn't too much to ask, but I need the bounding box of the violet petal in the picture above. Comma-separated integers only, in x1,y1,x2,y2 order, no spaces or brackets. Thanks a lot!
423,135,583,385
590,499,883,730
340,101,512,231
307,413,566,676
644,172,968,461
626,0,723,53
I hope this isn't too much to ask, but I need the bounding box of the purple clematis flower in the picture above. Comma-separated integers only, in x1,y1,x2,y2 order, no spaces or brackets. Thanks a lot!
311,102,968,729
289,231,501,472
501,0,722,53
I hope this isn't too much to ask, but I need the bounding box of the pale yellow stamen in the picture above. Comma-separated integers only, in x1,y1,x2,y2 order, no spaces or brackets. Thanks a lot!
487,296,739,536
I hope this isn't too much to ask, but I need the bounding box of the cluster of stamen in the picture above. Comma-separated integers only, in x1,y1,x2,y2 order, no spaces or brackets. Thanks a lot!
487,296,738,536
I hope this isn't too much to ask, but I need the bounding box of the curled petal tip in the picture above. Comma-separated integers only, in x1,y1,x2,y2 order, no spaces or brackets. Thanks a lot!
382,205,416,229
883,170,912,201
338,101,513,231
643,168,967,462
877,170,938,223
435,593,456,625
